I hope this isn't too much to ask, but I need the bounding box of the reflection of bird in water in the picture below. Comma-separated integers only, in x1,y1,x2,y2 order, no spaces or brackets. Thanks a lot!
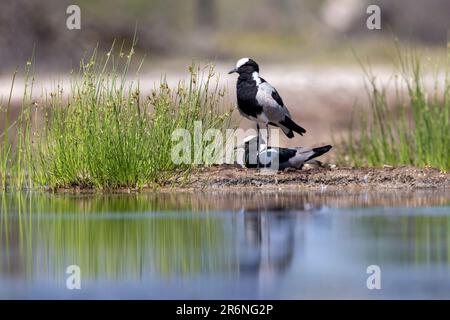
236,207,297,275
232,197,324,297
234,204,322,297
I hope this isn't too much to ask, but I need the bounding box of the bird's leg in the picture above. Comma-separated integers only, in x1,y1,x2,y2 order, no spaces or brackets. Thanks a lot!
266,124,269,147
256,123,260,168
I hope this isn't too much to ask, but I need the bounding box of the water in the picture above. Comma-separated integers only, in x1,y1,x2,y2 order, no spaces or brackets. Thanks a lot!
1,189,450,299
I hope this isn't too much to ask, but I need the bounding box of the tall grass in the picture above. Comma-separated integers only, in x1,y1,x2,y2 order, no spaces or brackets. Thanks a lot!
340,45,450,171
0,70,16,189
0,42,233,190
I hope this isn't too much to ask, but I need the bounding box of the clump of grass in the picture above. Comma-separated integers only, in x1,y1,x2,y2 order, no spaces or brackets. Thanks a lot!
1,61,35,190
0,41,233,190
340,44,450,171
0,71,15,189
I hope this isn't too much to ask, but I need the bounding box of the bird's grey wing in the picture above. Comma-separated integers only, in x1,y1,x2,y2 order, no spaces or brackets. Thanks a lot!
288,145,332,168
287,147,315,168
266,82,292,117
256,81,290,122
270,88,285,109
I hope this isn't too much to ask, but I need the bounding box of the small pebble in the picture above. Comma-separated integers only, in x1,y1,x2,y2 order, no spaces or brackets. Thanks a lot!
323,163,337,169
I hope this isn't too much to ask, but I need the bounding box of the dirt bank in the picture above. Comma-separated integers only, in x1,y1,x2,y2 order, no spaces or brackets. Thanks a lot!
162,165,450,191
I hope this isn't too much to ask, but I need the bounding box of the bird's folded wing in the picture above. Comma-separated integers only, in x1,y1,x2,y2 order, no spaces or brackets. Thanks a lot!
256,82,290,122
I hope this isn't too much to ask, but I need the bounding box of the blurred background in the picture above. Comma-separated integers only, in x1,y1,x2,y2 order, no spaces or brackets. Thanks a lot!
1,0,450,154
1,0,450,69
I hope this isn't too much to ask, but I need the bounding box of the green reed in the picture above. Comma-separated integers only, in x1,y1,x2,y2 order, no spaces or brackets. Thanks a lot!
0,41,233,190
340,44,450,171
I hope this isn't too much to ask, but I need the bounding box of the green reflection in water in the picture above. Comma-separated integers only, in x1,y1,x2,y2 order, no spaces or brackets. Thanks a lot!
0,193,234,285
1,189,450,287
348,209,450,267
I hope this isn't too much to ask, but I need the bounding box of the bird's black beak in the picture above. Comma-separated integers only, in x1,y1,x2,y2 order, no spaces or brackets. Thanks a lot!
228,68,238,74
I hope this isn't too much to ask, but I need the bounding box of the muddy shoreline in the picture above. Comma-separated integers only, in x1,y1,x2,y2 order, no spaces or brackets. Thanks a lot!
50,165,450,193
161,165,450,191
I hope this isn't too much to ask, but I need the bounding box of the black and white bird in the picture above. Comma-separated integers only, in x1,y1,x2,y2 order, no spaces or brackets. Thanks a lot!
229,58,306,144
235,135,332,170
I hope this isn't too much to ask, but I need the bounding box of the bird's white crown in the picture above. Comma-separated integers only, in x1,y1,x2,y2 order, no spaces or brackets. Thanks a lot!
236,58,250,69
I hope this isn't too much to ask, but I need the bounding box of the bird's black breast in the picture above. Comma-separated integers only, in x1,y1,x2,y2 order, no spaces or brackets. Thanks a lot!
236,77,262,118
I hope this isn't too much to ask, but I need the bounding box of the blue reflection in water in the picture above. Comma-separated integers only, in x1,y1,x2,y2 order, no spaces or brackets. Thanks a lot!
1,190,450,299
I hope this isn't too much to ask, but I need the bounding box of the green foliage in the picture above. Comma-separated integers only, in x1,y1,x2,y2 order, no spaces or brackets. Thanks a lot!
0,42,233,190
340,45,450,171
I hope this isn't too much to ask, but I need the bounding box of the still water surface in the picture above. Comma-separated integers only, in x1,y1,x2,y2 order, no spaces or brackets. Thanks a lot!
1,190,450,299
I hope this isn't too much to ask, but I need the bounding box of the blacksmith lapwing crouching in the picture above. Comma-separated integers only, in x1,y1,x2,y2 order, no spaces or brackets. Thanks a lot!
235,135,332,170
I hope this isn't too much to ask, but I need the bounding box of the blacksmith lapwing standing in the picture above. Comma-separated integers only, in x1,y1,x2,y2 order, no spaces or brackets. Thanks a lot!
229,58,307,165
235,135,332,170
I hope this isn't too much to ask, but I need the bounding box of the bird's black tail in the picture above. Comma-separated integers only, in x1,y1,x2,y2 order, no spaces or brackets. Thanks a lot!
308,145,332,161
279,117,306,137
